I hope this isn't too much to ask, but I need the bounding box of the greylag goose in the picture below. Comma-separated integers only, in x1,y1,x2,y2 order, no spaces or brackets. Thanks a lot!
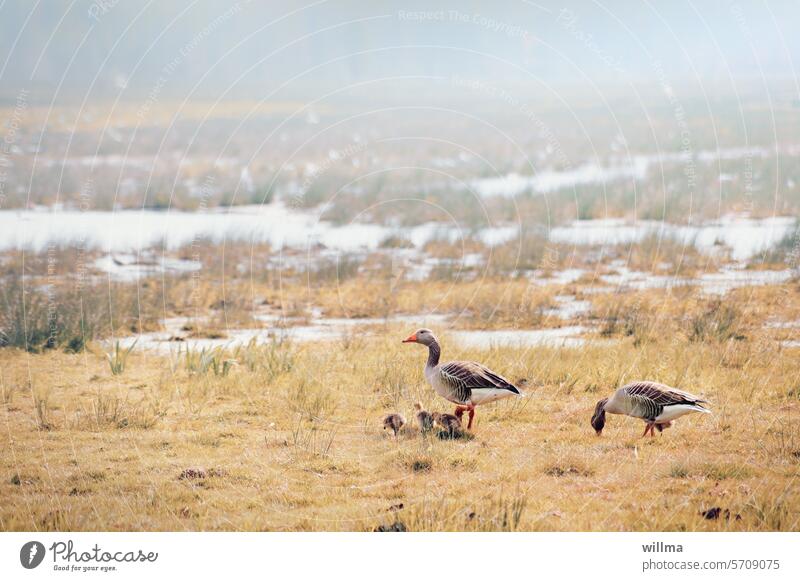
591,381,711,437
383,413,406,437
413,402,434,433
431,411,462,437
402,328,522,430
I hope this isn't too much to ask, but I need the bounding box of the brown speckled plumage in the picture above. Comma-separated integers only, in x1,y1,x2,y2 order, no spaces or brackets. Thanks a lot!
414,402,434,433
383,413,405,436
431,411,462,436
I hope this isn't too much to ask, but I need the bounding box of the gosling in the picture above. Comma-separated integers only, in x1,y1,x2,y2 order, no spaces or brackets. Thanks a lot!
383,413,406,437
431,411,462,437
414,402,434,433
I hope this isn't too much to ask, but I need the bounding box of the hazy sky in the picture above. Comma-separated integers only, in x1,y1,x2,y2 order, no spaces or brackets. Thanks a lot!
1,0,798,102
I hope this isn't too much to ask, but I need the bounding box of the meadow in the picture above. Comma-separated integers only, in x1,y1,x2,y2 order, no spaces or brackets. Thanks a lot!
1,277,799,532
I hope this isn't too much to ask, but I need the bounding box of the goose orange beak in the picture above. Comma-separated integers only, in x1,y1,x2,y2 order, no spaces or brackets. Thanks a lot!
402,333,417,343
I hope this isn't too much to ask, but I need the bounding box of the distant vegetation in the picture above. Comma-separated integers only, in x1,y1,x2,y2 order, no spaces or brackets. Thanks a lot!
2,99,799,227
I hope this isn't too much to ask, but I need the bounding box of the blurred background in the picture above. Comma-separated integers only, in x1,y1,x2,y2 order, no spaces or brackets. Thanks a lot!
0,0,799,349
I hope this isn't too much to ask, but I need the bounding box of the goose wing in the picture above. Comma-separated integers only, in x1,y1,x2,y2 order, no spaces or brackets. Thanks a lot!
621,381,708,421
623,381,707,406
439,361,521,398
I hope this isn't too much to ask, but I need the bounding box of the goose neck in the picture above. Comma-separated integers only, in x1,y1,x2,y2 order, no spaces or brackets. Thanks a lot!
426,340,441,368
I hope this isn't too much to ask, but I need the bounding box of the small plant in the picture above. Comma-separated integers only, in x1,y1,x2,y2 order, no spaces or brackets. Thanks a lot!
210,355,237,377
488,494,527,532
290,377,336,420
689,301,743,342
167,345,183,375
289,415,336,456
238,338,261,372
33,388,52,431
746,493,791,530
184,346,214,375
106,339,137,375
0,375,17,407
669,462,690,478
184,345,235,376
76,391,166,430
263,336,295,378
700,462,752,481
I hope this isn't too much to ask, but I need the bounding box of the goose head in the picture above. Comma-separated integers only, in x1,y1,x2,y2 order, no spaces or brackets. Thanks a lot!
591,398,608,435
402,328,436,346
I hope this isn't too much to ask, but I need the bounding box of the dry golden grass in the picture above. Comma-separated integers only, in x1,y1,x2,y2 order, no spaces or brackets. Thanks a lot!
306,279,559,327
1,323,798,532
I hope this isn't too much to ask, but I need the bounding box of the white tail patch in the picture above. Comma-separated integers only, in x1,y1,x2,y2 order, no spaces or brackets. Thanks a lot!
656,404,712,422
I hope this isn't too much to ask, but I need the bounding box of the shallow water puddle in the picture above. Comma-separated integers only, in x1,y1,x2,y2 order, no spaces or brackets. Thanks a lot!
94,253,201,281
114,315,596,353
0,204,517,254
598,265,793,294
550,216,796,261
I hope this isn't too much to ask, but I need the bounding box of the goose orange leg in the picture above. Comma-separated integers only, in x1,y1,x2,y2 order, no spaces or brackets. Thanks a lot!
454,405,468,420
466,406,475,430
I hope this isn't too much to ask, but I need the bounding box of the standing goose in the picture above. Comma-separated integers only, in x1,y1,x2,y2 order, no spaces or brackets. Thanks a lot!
402,329,522,430
591,381,711,437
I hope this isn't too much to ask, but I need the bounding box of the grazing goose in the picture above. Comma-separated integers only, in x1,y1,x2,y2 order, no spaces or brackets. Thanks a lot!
383,413,406,437
402,328,522,430
591,381,711,437
413,402,434,433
